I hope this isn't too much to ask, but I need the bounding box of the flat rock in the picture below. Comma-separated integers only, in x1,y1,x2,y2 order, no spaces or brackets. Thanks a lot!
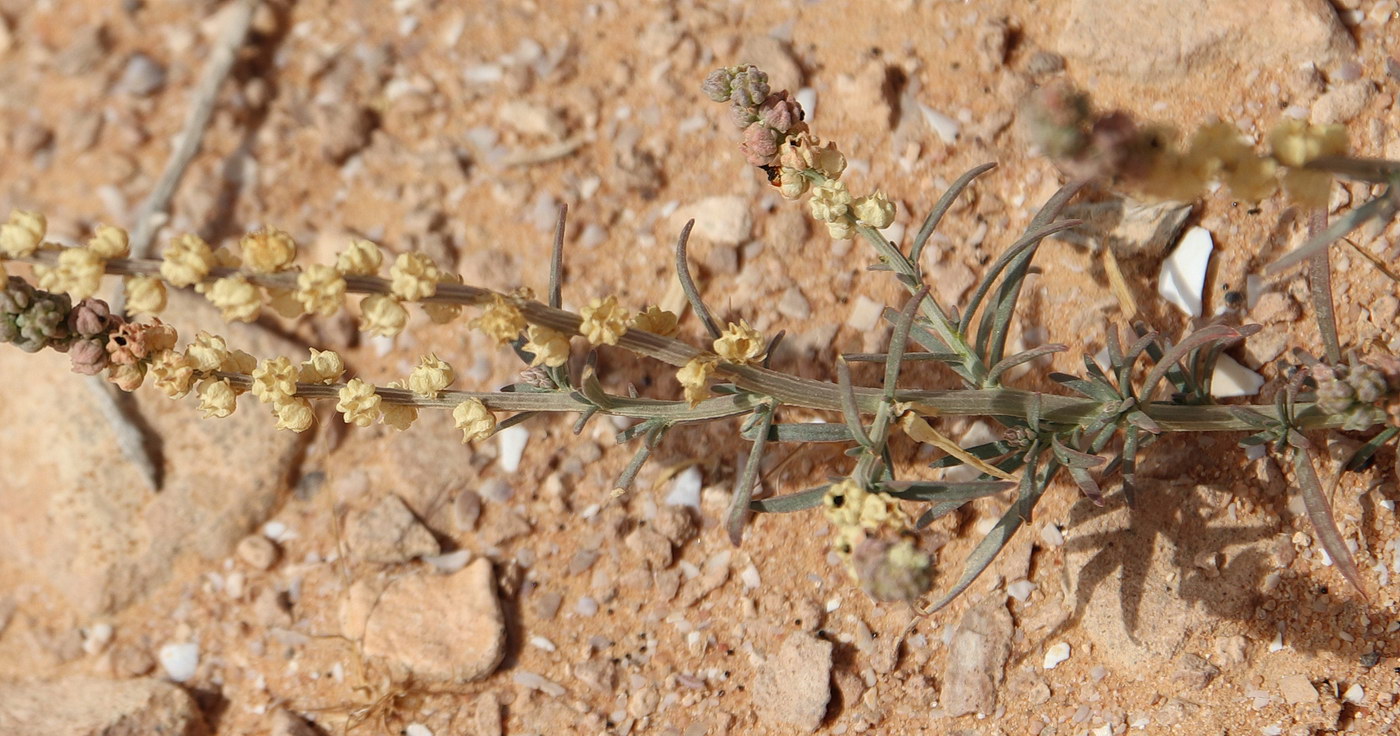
941,595,1014,717
0,311,304,614
751,631,832,733
0,676,207,735
362,558,506,681
1056,0,1353,83
674,196,752,247
346,494,440,564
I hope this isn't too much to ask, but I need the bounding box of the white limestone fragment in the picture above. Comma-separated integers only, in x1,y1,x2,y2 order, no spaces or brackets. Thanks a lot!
1210,353,1265,397
1158,226,1213,317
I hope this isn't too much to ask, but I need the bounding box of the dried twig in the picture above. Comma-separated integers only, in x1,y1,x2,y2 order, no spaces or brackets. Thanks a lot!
100,0,259,491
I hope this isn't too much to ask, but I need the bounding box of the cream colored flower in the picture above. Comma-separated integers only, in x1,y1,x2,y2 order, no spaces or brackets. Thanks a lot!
826,220,855,240
273,397,315,432
452,398,496,443
107,362,147,392
336,238,383,276
221,349,257,377
207,275,263,322
160,233,217,288
852,192,896,229
299,348,345,384
184,332,229,373
198,378,238,418
88,224,130,259
0,210,45,257
32,263,58,292
523,325,570,367
240,227,297,274
251,356,298,404
359,293,408,337
631,305,679,337
294,263,347,317
124,276,167,315
777,167,809,199
389,252,441,301
472,294,526,344
336,378,382,427
424,273,464,324
265,287,304,319
379,380,418,431
580,295,630,346
150,350,196,399
713,320,765,365
408,353,455,397
808,180,852,223
677,355,717,407
52,247,106,300
212,246,242,269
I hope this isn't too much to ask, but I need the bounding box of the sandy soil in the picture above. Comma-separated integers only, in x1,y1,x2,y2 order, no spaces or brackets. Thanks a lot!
2,1,1400,734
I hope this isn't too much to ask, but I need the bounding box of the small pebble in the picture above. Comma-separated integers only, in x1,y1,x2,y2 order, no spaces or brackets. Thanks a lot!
236,535,279,570
404,725,433,736
117,53,166,96
576,596,599,616
158,642,199,682
1043,642,1071,669
512,670,566,697
663,467,702,510
497,425,530,473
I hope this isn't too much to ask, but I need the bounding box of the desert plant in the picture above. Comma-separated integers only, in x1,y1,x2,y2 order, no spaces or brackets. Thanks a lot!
1,65,1397,615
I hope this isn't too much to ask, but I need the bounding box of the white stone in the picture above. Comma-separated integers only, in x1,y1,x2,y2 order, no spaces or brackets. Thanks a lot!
1043,642,1071,669
1343,683,1364,704
497,425,530,473
405,724,433,736
1209,354,1265,397
846,295,884,331
664,466,703,510
158,642,199,682
1158,226,1213,317
423,549,472,574
920,104,960,144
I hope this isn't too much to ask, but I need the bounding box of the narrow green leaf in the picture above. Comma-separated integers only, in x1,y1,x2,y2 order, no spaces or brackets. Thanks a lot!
837,357,873,450
674,219,722,339
985,343,1068,387
1290,444,1368,598
1344,426,1399,471
881,479,1015,502
1306,209,1343,365
844,350,962,364
910,162,997,267
915,500,971,529
728,402,776,545
548,203,568,309
920,445,1049,614
741,422,855,443
1267,192,1395,274
885,286,930,400
750,484,830,513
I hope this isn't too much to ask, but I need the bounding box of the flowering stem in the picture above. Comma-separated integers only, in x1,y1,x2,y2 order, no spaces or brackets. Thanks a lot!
19,250,1386,435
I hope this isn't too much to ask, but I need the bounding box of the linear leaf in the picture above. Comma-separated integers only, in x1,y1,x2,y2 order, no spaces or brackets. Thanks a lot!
1289,443,1368,598
920,446,1049,614
728,402,776,545
881,479,1015,502
1267,193,1395,274
741,422,855,443
674,220,722,339
1139,324,1260,401
750,484,830,513
910,162,997,267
